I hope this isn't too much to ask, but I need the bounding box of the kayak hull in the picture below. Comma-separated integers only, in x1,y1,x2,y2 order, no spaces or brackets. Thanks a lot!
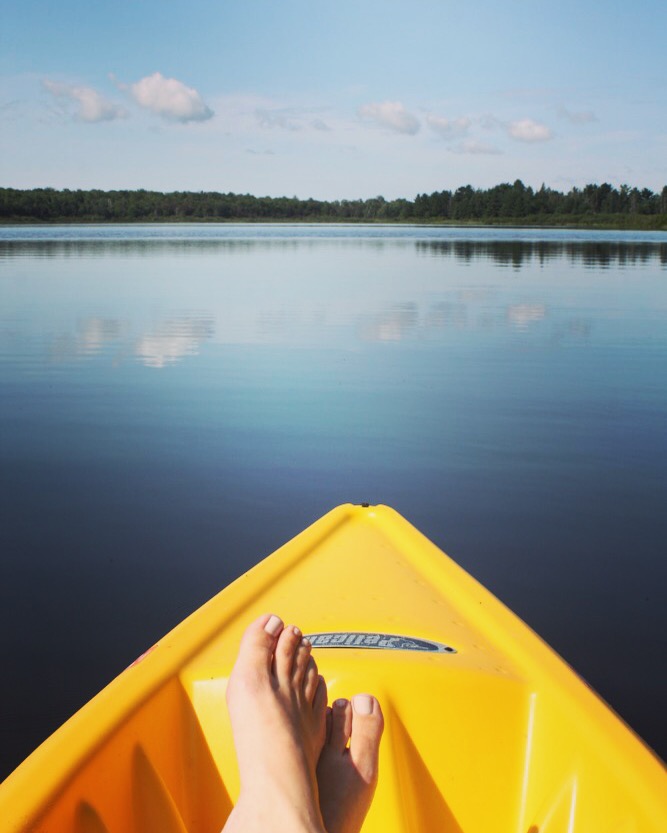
1,504,665,832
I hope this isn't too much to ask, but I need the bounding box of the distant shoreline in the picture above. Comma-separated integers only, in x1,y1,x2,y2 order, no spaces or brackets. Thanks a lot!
2,217,666,231
2,184,666,231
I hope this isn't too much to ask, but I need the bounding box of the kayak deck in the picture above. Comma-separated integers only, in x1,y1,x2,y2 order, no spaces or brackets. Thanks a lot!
1,504,665,832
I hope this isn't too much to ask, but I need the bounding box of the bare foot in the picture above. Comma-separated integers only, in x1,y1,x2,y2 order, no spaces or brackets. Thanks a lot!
317,694,384,833
223,614,329,833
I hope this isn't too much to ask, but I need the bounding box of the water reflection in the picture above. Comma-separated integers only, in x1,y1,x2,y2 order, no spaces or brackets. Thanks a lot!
356,301,566,341
1,234,666,268
507,304,547,330
48,315,214,368
360,303,419,342
0,239,372,260
46,300,554,354
10,293,595,359
135,316,214,368
51,318,124,362
416,239,667,268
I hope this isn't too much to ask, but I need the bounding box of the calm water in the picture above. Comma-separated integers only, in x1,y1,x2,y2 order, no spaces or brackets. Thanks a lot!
1,224,666,777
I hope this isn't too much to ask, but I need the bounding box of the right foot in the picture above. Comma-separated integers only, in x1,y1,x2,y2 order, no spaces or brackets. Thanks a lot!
223,614,329,833
317,694,384,833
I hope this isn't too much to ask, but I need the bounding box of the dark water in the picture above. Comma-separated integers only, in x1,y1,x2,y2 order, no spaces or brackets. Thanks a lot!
1,224,666,778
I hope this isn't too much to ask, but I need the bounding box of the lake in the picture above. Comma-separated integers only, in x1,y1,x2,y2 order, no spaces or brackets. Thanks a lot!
1,223,666,777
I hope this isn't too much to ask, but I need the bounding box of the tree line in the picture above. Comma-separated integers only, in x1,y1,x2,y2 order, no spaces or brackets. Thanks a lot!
1,182,666,226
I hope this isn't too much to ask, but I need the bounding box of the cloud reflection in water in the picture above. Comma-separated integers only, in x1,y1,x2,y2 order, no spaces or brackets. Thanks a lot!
135,316,214,368
507,304,547,331
49,314,214,368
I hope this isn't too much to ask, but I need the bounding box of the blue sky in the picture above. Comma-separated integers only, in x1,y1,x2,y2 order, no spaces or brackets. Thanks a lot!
2,0,666,199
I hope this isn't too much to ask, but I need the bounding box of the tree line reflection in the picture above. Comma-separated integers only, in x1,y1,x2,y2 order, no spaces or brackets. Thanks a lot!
416,239,667,268
2,237,666,267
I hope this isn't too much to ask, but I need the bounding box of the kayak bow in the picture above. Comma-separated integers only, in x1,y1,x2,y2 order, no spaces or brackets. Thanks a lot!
1,504,665,832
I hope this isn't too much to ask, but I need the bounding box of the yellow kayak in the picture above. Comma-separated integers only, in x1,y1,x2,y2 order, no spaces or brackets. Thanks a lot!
1,504,665,832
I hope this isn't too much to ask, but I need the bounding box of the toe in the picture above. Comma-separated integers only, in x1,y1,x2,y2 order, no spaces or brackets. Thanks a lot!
328,697,352,753
292,638,312,686
226,614,284,704
274,624,302,686
313,674,328,719
303,657,320,703
349,694,384,782
237,613,284,673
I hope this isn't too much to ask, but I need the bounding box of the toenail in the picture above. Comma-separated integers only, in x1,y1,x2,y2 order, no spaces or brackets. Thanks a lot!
301,636,311,647
264,615,283,636
334,698,348,709
352,694,373,715
293,626,301,636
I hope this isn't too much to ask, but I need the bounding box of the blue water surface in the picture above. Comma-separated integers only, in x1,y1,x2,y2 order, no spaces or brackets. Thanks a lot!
1,224,666,775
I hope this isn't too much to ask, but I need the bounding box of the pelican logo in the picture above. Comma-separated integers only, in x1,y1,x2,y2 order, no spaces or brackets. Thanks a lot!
305,632,456,654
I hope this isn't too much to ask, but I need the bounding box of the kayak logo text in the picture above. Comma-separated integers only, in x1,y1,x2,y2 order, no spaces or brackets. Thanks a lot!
305,632,456,653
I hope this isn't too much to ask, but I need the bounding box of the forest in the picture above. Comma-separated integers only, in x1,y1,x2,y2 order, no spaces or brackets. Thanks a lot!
1,182,667,228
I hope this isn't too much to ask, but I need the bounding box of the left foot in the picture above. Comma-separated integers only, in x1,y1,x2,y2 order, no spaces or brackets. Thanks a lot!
223,614,329,833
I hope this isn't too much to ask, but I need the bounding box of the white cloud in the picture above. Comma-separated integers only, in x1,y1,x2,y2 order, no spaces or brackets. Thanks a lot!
129,72,213,123
358,101,420,135
43,79,127,123
508,118,553,142
426,114,471,139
